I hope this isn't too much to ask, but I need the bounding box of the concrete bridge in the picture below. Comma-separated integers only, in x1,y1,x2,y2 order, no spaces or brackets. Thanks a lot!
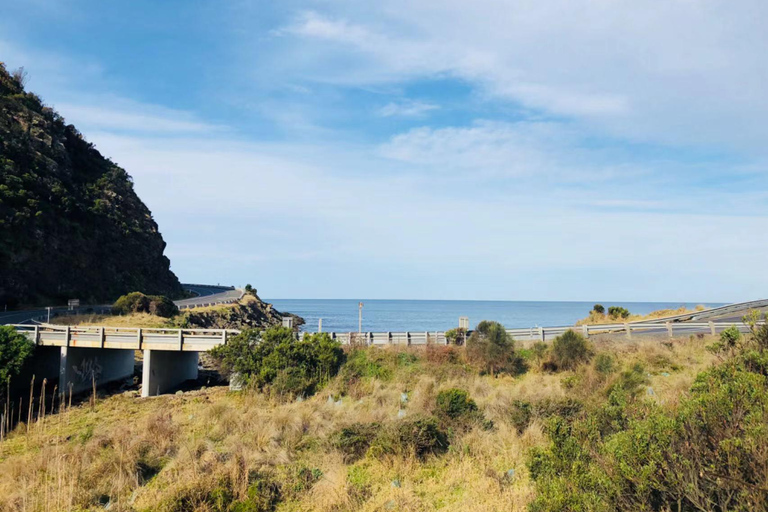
9,325,238,398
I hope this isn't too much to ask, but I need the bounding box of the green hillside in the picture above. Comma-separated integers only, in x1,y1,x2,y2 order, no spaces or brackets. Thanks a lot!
0,64,182,306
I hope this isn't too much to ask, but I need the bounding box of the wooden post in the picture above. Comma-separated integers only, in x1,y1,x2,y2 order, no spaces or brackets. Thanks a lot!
222,330,228,345
709,321,716,336
538,327,545,342
100,327,105,348
177,329,183,351
425,331,429,345
624,323,631,339
406,332,411,346
33,325,39,344
666,322,673,339
65,326,70,347
582,324,589,338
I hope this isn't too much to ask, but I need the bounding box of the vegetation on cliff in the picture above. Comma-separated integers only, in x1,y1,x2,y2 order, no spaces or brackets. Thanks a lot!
0,64,181,307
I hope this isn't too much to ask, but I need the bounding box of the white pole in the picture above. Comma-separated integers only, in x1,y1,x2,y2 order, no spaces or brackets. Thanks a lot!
358,302,363,333
47,307,51,323
318,318,323,333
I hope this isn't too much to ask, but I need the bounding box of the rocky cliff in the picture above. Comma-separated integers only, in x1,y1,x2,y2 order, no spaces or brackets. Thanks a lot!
0,64,182,306
178,294,305,330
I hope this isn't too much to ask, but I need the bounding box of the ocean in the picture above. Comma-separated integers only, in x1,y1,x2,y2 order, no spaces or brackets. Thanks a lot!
267,299,724,333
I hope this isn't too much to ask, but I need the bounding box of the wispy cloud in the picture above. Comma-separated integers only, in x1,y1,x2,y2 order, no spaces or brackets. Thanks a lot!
378,100,439,118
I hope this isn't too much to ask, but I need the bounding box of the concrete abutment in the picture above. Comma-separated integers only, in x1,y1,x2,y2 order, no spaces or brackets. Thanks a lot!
141,350,199,397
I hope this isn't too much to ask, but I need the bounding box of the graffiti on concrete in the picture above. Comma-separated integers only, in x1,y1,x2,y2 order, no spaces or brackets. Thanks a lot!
72,358,103,384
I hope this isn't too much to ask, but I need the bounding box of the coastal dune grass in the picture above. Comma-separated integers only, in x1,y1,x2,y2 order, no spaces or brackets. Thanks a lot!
0,333,718,511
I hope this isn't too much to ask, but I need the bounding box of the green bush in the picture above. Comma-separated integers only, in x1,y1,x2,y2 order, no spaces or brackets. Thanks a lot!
445,327,467,345
329,422,380,462
509,397,583,434
208,327,344,398
230,472,281,512
592,304,605,314
0,325,34,387
550,330,593,371
594,353,616,376
370,417,450,460
528,349,768,512
466,321,518,375
607,306,630,319
112,292,178,318
435,388,478,419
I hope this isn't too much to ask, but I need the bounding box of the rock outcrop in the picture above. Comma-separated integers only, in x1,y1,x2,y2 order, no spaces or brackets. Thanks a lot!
0,64,182,306
177,294,305,330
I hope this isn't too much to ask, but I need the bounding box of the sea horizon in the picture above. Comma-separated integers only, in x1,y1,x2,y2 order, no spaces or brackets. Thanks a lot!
267,298,726,333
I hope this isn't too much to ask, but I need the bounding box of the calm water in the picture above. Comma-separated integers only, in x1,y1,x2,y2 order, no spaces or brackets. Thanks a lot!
267,299,724,333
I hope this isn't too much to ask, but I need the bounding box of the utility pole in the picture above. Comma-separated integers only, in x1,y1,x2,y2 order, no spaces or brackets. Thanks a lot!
358,302,364,333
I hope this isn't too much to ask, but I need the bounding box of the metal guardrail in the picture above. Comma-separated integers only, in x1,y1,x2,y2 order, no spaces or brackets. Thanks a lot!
9,319,764,352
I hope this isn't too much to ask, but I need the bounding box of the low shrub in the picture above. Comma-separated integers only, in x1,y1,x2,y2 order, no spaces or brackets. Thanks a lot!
0,325,34,388
592,304,605,314
370,417,450,460
466,320,518,376
594,353,616,376
230,472,281,512
528,350,768,511
445,327,467,345
329,422,381,462
112,292,179,318
549,330,593,371
607,306,630,319
208,327,344,398
509,397,583,433
435,388,478,420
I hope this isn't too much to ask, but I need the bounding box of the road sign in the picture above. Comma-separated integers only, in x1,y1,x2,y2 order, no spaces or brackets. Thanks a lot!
68,299,80,310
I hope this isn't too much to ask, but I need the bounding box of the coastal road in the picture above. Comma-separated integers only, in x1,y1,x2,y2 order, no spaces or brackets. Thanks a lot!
0,283,242,325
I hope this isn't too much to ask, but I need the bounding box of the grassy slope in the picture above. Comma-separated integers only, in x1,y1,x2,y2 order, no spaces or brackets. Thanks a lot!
0,335,716,512
575,305,707,325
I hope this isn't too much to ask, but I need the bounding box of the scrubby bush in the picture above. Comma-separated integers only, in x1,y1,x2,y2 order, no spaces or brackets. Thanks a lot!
112,292,179,318
209,327,344,398
594,353,616,376
445,327,467,345
549,330,593,370
329,423,380,462
434,388,487,430
607,306,630,319
466,321,518,375
528,349,768,512
371,417,449,460
592,304,605,314
0,325,34,387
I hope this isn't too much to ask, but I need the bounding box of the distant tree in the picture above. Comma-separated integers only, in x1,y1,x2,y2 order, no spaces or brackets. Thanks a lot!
244,284,256,296
0,326,34,387
112,292,178,318
466,321,517,376
592,304,605,315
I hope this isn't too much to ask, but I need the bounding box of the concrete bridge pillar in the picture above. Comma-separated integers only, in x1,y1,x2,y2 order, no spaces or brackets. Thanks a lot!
141,350,199,397
59,347,135,397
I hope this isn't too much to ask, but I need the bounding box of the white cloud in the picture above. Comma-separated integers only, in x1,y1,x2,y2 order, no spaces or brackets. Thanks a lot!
378,100,439,117
56,100,223,134
273,1,768,153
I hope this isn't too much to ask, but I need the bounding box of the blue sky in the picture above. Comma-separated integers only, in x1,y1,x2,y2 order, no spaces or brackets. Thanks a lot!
2,0,767,301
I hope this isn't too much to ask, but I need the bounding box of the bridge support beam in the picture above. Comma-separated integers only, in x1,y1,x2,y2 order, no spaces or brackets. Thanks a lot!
59,347,135,397
141,350,198,397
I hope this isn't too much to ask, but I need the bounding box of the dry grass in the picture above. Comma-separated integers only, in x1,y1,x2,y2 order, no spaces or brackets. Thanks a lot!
0,334,718,512
49,313,174,328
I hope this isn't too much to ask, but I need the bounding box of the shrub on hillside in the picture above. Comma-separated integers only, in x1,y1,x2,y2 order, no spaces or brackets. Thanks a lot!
607,306,630,319
435,388,480,424
371,417,449,460
528,349,768,512
208,327,344,398
0,325,34,388
549,330,593,371
112,292,179,318
329,422,381,462
466,320,519,375
592,304,605,314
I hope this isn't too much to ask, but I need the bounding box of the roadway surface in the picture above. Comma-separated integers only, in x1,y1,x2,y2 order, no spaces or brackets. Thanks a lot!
0,284,241,325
